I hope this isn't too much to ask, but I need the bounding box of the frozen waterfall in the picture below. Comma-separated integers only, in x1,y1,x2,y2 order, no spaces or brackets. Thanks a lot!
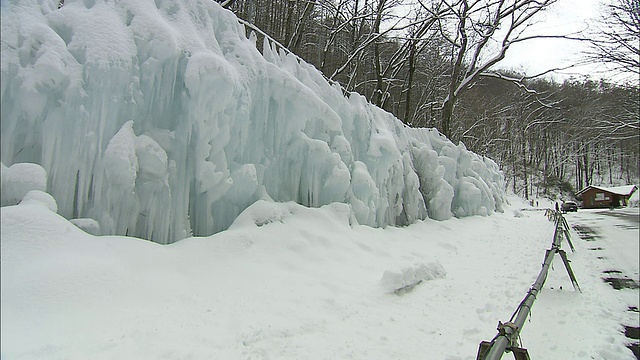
0,0,506,244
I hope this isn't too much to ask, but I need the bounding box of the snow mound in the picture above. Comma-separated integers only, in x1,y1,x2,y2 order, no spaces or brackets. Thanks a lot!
380,262,446,294
229,200,299,228
69,218,101,235
20,190,58,212
0,0,505,244
229,199,353,230
513,209,527,218
1,162,48,206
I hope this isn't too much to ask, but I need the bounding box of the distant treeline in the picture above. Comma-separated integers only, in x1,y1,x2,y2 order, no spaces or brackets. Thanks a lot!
226,0,640,196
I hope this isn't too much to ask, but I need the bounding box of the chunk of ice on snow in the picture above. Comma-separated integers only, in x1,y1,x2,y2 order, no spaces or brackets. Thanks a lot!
380,262,446,294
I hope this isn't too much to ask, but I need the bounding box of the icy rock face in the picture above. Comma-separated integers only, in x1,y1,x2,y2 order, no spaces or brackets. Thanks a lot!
0,0,506,244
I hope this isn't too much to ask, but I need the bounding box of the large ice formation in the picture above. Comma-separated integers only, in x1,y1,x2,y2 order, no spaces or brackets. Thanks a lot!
0,0,505,244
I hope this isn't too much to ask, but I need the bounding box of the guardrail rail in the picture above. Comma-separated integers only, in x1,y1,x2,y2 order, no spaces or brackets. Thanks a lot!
476,209,580,360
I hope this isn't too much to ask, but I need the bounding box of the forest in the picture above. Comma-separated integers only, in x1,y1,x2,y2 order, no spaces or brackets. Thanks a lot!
223,0,639,199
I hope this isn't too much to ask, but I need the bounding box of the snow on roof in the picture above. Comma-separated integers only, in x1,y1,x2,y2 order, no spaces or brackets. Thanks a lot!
576,184,638,196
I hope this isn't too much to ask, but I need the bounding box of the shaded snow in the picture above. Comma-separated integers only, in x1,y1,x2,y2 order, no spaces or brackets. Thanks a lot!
1,0,505,244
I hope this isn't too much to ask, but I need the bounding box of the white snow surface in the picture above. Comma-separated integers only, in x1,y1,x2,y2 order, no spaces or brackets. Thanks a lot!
1,0,505,244
0,162,47,206
1,196,638,359
629,189,639,207
69,218,101,235
19,189,58,212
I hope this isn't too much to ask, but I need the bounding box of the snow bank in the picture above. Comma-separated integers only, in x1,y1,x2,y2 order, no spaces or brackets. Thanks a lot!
0,0,505,243
2,195,636,359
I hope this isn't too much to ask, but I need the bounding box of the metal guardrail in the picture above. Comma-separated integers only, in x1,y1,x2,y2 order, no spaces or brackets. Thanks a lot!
476,210,581,360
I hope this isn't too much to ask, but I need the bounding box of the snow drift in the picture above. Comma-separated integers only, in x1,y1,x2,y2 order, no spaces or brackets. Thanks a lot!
2,195,637,359
0,0,505,244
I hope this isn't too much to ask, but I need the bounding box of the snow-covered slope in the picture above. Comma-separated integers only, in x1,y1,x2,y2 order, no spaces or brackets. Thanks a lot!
1,197,637,359
0,0,505,244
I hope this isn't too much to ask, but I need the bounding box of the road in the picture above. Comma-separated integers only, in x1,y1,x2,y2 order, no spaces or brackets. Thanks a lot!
595,210,640,227
565,207,640,359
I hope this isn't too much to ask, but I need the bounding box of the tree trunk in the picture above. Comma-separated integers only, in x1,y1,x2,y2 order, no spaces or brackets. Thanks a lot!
576,153,582,191
583,151,590,187
403,40,416,122
441,98,454,138
371,0,386,107
372,41,384,106
608,148,613,185
543,129,548,194
522,136,529,199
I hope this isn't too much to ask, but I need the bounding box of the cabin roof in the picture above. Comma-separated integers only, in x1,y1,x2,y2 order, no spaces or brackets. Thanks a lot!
576,185,638,196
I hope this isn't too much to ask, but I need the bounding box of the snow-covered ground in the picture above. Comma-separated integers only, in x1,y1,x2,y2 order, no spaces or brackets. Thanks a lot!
2,196,638,360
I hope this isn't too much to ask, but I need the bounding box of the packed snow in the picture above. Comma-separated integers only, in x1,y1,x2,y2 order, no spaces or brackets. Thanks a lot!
1,195,638,359
1,0,505,244
0,162,47,206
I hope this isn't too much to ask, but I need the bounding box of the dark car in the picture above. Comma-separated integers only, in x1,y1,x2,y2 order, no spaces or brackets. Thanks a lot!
562,201,578,212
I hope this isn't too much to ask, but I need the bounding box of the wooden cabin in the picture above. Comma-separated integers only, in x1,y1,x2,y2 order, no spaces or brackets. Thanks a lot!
576,185,638,209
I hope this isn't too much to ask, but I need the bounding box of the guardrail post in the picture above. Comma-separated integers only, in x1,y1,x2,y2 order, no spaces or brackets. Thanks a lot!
558,250,581,292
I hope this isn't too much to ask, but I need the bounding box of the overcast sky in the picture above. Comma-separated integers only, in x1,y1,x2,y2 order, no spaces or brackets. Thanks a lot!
498,0,607,82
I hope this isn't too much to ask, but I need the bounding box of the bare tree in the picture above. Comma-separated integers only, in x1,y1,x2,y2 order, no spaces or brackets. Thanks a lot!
228,0,638,190
587,0,640,82
426,0,558,139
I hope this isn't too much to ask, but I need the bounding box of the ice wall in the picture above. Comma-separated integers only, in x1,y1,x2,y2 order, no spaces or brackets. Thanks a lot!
0,0,505,243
